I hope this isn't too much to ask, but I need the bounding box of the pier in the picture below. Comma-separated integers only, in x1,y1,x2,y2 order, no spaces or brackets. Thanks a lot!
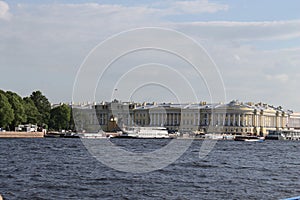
0,131,44,138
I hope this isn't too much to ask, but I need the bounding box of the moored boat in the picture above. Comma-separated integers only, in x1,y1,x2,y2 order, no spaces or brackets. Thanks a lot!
205,133,224,140
121,126,170,139
44,132,64,138
266,130,300,140
265,130,285,140
204,133,235,140
63,132,80,138
79,131,108,139
234,135,265,142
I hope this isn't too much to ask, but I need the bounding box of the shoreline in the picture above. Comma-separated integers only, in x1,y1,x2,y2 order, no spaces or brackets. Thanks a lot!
0,131,44,138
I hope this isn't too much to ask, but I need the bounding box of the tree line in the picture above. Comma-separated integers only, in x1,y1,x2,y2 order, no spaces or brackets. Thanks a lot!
0,90,74,131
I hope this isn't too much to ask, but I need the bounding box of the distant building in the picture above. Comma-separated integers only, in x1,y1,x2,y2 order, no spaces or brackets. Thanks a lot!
70,100,300,135
94,100,138,132
15,124,38,132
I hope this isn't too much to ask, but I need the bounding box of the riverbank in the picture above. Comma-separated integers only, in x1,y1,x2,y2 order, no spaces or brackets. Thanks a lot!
0,131,44,138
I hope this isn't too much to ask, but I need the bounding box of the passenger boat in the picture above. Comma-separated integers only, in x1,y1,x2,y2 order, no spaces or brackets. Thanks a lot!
234,135,265,142
120,126,170,139
205,133,225,140
266,130,300,140
284,130,300,140
63,132,80,138
205,133,235,140
265,130,285,140
79,132,108,139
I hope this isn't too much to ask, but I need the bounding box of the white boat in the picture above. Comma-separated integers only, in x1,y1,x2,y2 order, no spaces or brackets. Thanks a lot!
234,135,265,142
266,130,300,140
205,133,224,140
204,133,234,140
122,126,169,139
79,132,108,139
265,130,285,140
284,130,300,140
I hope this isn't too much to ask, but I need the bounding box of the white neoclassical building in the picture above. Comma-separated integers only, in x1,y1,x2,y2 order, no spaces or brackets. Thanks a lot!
133,100,300,136
71,100,300,135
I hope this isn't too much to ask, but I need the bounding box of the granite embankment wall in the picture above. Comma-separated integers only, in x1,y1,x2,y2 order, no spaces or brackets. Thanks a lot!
0,131,44,138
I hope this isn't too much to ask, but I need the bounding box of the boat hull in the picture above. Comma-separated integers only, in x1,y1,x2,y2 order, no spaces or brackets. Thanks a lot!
79,133,108,139
234,135,265,142
122,126,170,139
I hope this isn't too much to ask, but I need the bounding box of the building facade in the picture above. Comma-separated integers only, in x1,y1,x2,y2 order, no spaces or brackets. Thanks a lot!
71,100,300,135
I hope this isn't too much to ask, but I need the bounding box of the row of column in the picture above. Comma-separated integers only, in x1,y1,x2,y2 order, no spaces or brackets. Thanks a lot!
208,113,253,127
149,113,255,127
99,112,288,128
150,113,181,126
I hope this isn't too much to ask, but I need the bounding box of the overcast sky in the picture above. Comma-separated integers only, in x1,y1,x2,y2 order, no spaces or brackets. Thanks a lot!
1,0,300,111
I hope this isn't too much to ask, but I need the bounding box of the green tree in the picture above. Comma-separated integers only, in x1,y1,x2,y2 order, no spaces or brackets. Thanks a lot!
0,92,14,129
30,91,51,126
23,97,40,124
49,104,71,131
69,107,76,131
5,91,27,129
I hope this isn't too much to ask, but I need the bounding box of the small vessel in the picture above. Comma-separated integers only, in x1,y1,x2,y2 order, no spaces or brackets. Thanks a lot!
203,133,234,140
266,130,300,140
282,196,300,200
79,131,108,139
44,132,64,138
234,135,265,142
265,130,285,140
205,133,224,140
63,132,80,138
121,126,170,139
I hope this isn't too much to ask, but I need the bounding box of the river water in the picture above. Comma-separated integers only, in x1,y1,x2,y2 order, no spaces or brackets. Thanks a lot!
0,138,299,200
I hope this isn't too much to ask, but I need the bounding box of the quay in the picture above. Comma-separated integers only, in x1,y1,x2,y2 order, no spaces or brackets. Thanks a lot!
0,131,44,138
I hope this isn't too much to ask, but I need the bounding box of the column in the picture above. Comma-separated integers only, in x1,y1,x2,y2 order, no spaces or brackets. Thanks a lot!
240,114,243,126
227,114,230,126
152,113,154,126
238,114,241,127
233,114,236,126
172,113,175,125
256,115,259,127
151,113,154,126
